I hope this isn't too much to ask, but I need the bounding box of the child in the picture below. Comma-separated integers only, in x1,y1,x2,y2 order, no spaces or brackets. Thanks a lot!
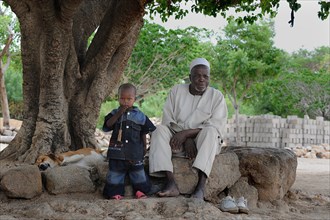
102,83,156,200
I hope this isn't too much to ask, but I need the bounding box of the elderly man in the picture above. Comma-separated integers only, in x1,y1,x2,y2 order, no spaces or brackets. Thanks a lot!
149,58,228,199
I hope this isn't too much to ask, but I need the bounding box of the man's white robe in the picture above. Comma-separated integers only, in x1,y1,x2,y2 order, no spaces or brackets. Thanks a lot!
149,84,228,177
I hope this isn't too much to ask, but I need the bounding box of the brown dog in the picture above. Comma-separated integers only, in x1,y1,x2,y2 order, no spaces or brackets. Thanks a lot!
35,148,106,170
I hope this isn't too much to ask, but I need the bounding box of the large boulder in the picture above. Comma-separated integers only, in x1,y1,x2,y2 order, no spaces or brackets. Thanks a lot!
220,177,259,209
0,165,42,199
224,147,297,202
42,166,96,194
172,152,241,202
95,161,108,183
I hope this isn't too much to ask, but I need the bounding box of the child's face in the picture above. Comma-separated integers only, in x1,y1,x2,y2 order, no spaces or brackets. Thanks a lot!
118,88,135,108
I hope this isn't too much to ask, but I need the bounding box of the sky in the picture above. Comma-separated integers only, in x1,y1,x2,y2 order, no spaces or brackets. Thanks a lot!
147,0,330,53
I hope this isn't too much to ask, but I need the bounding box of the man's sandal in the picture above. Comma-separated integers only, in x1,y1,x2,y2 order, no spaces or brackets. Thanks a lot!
136,191,147,199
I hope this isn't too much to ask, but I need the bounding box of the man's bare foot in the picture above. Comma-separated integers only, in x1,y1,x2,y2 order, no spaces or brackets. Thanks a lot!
191,188,204,200
157,182,180,197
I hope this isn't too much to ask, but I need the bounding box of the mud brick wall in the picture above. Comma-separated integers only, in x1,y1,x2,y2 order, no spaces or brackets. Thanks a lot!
225,115,330,148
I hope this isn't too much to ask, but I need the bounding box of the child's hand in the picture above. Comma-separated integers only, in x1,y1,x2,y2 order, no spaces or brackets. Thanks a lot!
118,105,129,114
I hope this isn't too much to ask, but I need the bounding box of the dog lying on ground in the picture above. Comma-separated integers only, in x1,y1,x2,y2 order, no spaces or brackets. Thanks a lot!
35,148,107,171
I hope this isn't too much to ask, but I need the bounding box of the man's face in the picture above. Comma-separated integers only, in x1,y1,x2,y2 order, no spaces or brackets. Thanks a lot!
118,88,135,108
189,65,210,93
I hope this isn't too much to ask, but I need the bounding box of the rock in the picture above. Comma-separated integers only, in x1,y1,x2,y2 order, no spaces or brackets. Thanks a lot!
224,147,297,202
304,152,317,158
95,161,138,197
294,148,306,157
172,157,198,194
312,145,326,153
0,165,42,199
95,161,108,184
171,152,241,202
322,151,330,159
315,152,323,158
322,144,330,151
42,166,96,194
224,177,258,209
205,153,241,202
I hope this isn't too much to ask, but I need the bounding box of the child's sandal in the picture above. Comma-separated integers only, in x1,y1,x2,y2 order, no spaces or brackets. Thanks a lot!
136,191,147,199
111,195,124,200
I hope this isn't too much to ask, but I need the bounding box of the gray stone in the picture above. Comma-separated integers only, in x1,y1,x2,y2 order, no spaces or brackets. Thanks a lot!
225,177,258,209
42,165,96,194
172,157,198,194
205,152,241,202
224,146,297,202
172,152,241,202
0,165,42,199
95,161,108,183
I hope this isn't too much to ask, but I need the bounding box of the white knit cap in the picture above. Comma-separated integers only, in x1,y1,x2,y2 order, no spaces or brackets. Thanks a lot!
189,58,210,73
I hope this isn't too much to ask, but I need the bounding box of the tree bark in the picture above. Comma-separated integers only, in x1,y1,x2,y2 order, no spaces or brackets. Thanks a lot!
0,0,145,163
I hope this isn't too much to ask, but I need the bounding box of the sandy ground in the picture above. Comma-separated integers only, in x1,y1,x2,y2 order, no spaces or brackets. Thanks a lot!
0,158,330,220
293,158,330,196
0,118,22,130
1,118,329,219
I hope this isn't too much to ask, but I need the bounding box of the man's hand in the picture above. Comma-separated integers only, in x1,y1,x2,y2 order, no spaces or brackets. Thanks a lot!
184,138,197,159
170,131,187,152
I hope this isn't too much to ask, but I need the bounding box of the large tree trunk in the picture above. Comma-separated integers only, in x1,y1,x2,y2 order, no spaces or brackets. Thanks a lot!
0,0,145,164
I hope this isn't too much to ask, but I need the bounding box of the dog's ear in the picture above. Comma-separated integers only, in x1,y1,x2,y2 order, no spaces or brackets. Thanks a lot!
57,155,64,162
48,153,57,161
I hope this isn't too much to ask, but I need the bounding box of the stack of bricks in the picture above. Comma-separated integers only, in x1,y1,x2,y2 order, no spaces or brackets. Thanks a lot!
225,114,330,148
226,115,247,146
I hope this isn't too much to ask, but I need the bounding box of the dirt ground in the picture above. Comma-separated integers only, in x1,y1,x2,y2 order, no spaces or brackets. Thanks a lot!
293,158,330,196
0,157,329,219
0,118,22,130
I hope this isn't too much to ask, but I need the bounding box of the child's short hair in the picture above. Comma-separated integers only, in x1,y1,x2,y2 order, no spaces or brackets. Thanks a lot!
118,83,137,95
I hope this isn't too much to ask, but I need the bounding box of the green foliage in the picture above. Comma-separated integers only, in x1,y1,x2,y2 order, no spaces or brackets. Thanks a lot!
97,90,168,128
0,3,20,52
0,3,23,120
138,90,168,118
146,0,329,24
121,21,215,99
8,101,23,119
288,47,330,74
226,96,256,118
4,67,22,102
213,20,285,113
251,46,330,119
4,56,23,102
252,70,330,120
97,100,118,129
146,0,281,23
318,1,330,20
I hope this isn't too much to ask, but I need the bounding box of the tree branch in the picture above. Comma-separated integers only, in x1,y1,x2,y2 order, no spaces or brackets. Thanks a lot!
59,0,83,22
0,31,13,58
82,0,144,81
88,16,144,102
72,0,113,65
3,0,30,19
